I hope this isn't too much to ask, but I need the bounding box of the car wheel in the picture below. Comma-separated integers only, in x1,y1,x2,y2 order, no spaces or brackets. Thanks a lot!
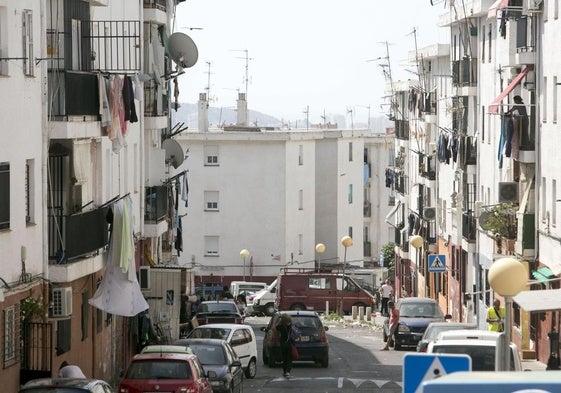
262,348,269,366
321,356,329,368
290,303,306,311
245,357,257,379
264,303,276,316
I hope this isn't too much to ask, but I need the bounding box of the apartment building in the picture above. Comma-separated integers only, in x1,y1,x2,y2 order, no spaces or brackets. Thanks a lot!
388,0,560,365
0,0,188,389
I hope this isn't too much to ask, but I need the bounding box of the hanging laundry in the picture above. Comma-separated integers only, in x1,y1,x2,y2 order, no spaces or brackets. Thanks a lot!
182,173,189,207
122,75,138,123
498,117,506,168
97,74,111,128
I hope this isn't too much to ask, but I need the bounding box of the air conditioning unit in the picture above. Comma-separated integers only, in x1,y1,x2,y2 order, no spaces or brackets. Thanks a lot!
52,287,73,317
424,207,436,221
498,182,519,203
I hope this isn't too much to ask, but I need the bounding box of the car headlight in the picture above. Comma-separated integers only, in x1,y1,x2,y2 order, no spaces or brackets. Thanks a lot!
210,380,225,387
397,324,410,333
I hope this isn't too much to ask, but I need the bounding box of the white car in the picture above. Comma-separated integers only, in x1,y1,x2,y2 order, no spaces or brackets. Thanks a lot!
180,323,258,379
426,329,523,371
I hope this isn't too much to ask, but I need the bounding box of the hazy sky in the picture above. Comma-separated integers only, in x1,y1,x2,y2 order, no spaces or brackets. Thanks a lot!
174,1,448,124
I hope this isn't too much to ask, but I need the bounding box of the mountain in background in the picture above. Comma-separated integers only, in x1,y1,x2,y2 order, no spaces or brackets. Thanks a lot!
171,102,392,132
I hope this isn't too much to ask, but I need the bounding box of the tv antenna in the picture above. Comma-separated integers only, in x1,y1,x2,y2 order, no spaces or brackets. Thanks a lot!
230,49,253,99
346,107,354,130
320,109,327,128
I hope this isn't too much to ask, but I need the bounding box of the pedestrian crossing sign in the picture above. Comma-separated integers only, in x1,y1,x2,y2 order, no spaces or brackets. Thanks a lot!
428,254,446,273
403,353,471,393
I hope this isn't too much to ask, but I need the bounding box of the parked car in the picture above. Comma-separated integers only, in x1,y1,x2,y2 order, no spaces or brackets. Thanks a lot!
174,338,244,393
193,300,244,327
182,323,258,379
416,322,477,352
118,352,213,393
426,329,523,371
140,344,193,355
261,310,329,368
382,297,451,350
19,378,115,393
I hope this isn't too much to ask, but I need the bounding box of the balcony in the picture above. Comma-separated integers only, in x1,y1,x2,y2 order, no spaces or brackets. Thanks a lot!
514,14,536,66
420,154,436,181
48,206,109,282
363,241,372,257
459,135,477,168
452,57,477,87
515,213,535,257
145,186,170,238
395,119,410,140
396,174,408,195
48,70,99,120
462,211,476,242
144,79,170,123
143,0,168,24
363,202,371,218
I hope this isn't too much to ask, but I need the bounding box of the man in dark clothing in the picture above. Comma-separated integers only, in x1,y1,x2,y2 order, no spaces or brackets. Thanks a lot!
222,285,234,299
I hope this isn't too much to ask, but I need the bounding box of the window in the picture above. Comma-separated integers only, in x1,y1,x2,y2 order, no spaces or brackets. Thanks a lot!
543,76,548,122
298,189,303,210
56,318,71,356
3,305,16,364
488,23,492,63
22,10,34,76
348,142,353,161
204,191,219,211
0,7,7,75
204,236,219,256
204,145,219,166
308,277,331,289
81,291,89,341
348,184,353,204
554,76,558,124
298,144,303,165
0,163,9,230
542,177,547,222
481,24,486,63
348,226,353,239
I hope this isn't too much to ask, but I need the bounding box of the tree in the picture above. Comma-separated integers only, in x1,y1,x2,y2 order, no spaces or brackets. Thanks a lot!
381,242,397,275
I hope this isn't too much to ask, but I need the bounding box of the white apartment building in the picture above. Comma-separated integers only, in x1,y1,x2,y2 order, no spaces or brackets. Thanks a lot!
388,0,560,365
0,0,188,388
174,120,385,289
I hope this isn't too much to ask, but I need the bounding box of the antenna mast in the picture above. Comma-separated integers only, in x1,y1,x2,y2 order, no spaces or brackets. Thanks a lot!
205,61,212,105
303,105,309,131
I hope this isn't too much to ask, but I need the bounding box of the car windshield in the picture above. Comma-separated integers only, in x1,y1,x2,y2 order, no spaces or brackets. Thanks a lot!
125,360,192,379
197,303,238,313
188,327,231,340
187,344,226,365
432,345,497,371
399,303,443,318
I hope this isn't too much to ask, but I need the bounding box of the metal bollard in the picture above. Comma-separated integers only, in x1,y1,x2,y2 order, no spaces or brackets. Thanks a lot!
366,306,372,321
352,305,358,320
359,306,365,321
326,301,329,316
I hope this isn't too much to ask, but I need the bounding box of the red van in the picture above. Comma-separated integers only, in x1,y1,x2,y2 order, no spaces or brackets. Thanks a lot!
275,268,376,314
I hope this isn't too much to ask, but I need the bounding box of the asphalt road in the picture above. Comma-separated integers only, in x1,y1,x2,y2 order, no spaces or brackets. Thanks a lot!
242,315,406,392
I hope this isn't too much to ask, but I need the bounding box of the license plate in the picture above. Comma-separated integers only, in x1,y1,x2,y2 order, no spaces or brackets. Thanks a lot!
300,336,310,342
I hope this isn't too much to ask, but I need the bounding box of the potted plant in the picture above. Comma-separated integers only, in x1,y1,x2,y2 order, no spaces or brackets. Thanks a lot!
484,203,518,253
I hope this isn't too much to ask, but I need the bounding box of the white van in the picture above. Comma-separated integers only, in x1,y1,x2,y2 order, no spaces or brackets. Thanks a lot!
426,329,523,371
229,281,268,301
248,279,278,316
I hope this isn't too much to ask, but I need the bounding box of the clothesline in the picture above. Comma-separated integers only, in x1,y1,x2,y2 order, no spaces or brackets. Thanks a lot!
99,192,131,208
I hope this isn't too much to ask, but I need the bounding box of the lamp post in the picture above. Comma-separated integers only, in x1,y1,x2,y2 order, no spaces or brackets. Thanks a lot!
240,249,250,281
488,257,527,371
339,236,353,316
315,243,325,272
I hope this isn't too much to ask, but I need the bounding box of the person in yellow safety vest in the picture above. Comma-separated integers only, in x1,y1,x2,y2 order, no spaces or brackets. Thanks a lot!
486,299,505,332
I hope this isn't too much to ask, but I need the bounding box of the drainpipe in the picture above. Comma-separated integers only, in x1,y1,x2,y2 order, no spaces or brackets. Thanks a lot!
40,0,49,285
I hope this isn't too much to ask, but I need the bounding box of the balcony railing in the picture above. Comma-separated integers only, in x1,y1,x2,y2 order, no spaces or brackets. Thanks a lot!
143,0,167,11
48,206,110,262
145,186,169,222
395,120,410,140
363,202,371,218
144,79,169,117
459,135,477,166
462,211,477,242
452,57,477,86
396,174,408,195
48,70,99,119
363,241,372,257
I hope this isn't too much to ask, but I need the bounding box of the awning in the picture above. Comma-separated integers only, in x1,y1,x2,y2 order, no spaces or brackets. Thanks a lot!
532,267,555,283
489,66,533,114
514,289,561,312
385,200,401,228
488,0,509,18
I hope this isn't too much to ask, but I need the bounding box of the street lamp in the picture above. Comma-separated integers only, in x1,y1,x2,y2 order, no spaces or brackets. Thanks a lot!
488,257,527,371
315,243,325,272
339,236,353,316
240,249,250,281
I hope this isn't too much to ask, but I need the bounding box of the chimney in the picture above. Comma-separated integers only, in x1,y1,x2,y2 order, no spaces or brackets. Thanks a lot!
236,92,248,126
198,92,209,132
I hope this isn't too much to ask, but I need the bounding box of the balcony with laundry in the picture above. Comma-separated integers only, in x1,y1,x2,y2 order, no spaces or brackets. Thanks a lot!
46,2,141,139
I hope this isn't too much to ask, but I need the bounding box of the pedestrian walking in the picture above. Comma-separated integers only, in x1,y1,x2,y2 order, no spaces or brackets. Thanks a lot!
380,279,393,316
275,314,301,379
382,301,399,351
486,299,505,332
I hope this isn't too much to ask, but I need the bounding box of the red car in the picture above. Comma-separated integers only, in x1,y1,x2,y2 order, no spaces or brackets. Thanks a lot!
118,351,213,393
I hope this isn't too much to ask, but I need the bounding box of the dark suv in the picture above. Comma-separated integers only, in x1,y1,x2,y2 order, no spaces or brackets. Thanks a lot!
382,297,451,350
261,310,329,368
194,300,244,326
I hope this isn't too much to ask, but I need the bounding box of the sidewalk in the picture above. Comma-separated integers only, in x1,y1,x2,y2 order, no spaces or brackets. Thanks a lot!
339,311,549,371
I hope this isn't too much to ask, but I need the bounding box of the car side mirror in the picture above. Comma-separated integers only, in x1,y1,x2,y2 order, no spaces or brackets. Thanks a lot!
444,314,452,320
231,360,242,368
207,370,217,378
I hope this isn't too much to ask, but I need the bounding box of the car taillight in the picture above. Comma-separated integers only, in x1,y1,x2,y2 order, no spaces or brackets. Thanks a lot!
118,388,129,393
320,328,328,343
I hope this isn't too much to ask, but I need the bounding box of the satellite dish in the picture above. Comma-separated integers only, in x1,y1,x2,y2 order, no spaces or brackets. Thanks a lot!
168,32,198,69
163,139,185,169
478,211,494,231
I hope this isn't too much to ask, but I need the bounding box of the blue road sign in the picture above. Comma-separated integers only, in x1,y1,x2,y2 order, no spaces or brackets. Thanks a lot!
428,254,446,273
403,353,471,393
